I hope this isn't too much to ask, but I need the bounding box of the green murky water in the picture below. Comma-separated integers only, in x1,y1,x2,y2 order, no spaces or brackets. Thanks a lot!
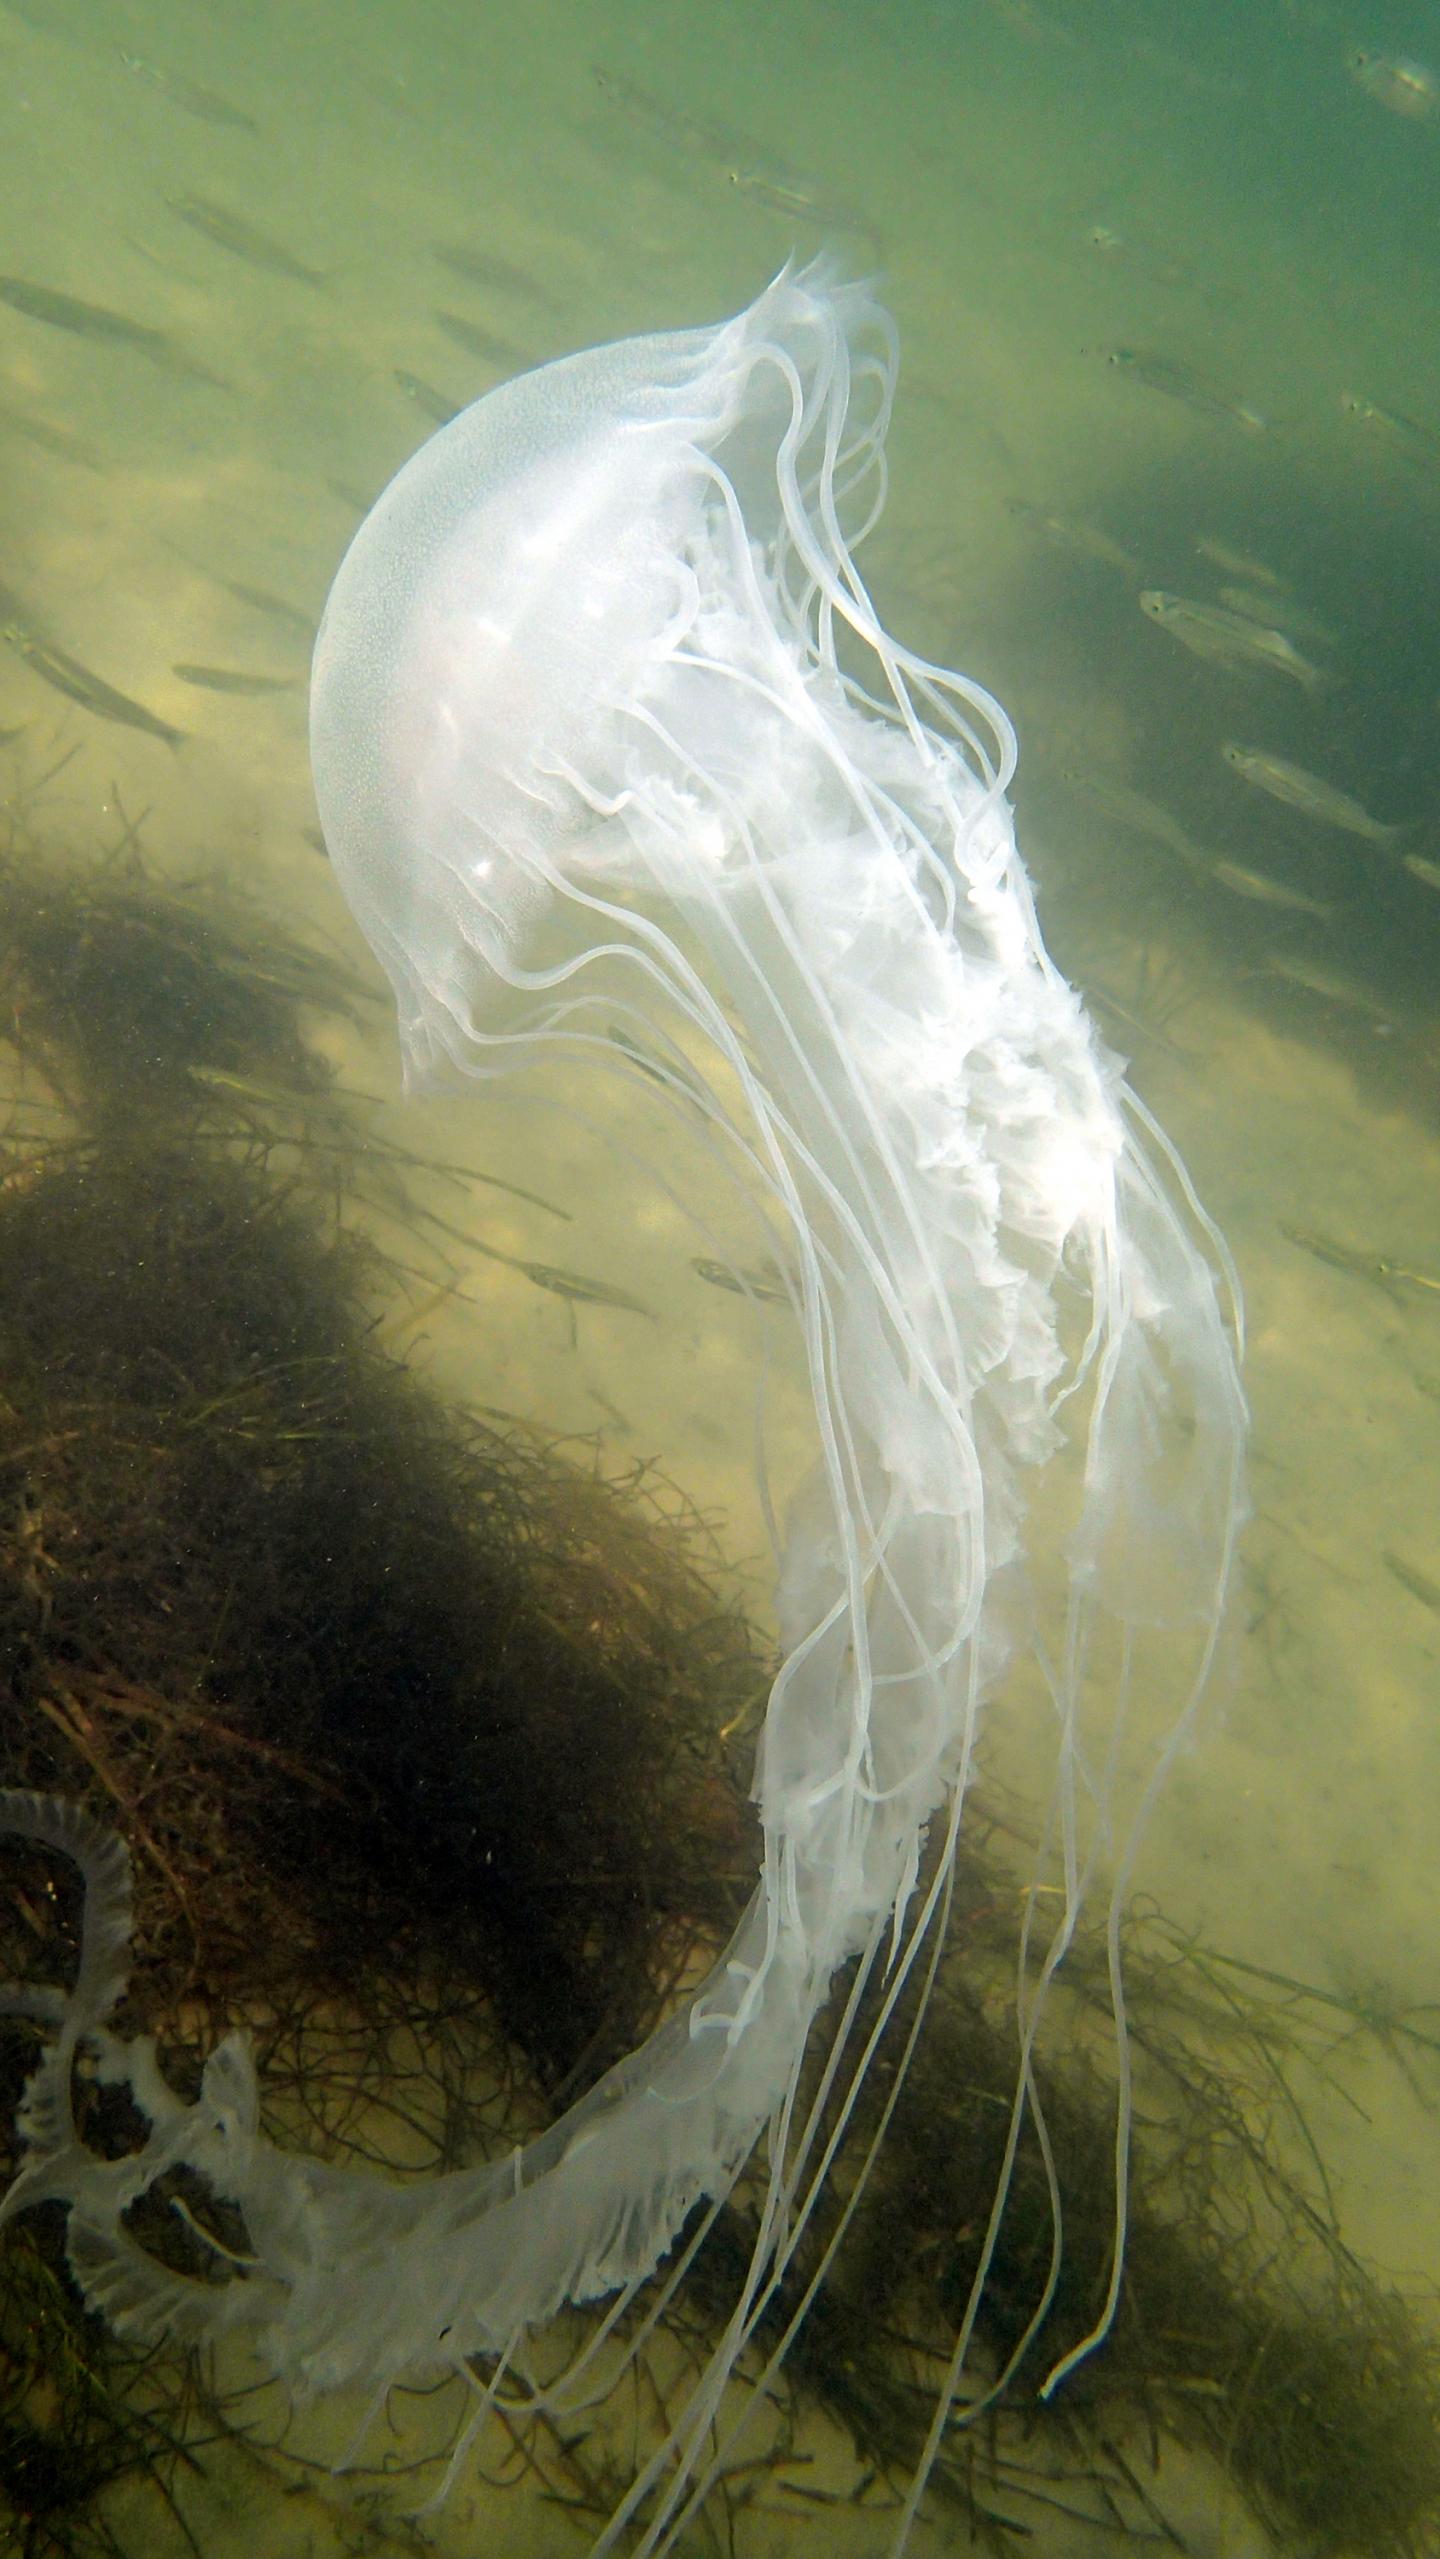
2,1,1438,2550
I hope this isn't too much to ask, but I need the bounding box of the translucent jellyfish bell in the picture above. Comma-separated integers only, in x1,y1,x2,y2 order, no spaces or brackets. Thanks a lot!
311,292,802,1079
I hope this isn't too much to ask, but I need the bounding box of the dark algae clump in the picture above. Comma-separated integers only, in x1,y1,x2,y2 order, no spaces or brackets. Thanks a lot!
1,839,1438,2556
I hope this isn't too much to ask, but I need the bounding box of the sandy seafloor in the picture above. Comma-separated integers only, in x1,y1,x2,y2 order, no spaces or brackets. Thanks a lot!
2,0,1439,2549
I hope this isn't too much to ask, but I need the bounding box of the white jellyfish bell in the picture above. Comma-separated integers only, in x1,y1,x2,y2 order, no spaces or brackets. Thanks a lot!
0,262,1245,2554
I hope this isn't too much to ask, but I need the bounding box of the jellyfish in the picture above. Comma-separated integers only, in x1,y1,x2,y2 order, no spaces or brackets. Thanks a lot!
0,264,1245,2551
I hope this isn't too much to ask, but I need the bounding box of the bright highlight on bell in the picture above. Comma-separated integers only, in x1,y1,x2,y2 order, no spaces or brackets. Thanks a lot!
1,264,1247,2553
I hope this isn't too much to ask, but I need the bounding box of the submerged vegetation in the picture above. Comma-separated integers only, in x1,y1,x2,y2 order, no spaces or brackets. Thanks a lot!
1,837,1438,2557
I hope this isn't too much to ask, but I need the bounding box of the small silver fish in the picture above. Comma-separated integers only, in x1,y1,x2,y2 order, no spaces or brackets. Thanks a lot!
1207,857,1334,918
607,1025,672,1086
1340,391,1440,471
432,312,534,371
1216,585,1336,650
1266,953,1393,1022
590,62,749,165
167,193,327,289
431,243,552,306
692,1255,792,1305
0,396,103,472
1062,768,1206,867
1221,743,1404,844
394,370,459,425
0,274,228,388
1195,534,1286,588
1140,592,1329,691
172,662,298,695
1082,221,1216,303
726,168,883,253
1087,221,1162,269
202,575,314,639
590,63,810,194
117,48,259,132
3,618,184,747
1384,1550,1440,1613
519,1260,654,1317
1007,501,1138,575
1103,346,1266,435
1347,50,1437,118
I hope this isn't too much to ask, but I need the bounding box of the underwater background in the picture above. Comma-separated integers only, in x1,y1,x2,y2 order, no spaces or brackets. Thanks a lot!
1,0,1438,2551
